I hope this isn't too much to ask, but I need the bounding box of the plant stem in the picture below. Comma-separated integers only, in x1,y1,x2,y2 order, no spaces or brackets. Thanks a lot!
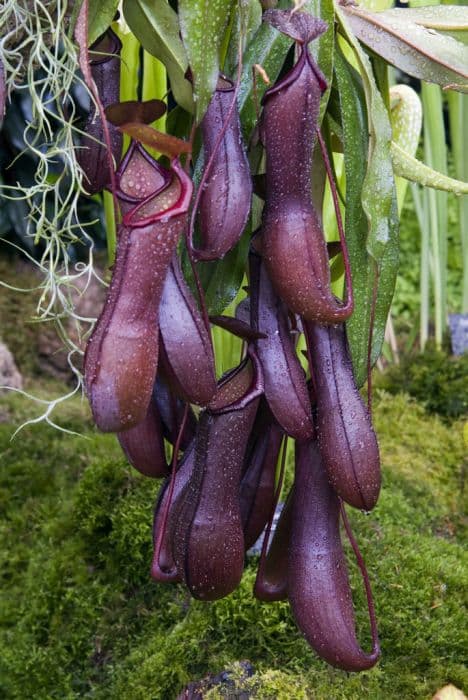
448,91,468,313
411,182,430,349
103,190,117,266
409,0,448,348
421,83,448,349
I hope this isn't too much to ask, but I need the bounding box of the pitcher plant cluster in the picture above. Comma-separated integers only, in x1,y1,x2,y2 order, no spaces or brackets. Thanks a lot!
1,0,467,674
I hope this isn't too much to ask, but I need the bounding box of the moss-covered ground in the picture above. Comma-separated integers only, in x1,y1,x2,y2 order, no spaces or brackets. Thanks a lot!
0,378,466,700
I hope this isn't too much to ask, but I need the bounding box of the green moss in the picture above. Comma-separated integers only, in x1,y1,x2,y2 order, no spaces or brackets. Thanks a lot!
0,385,466,699
0,256,43,376
377,346,468,420
203,667,308,699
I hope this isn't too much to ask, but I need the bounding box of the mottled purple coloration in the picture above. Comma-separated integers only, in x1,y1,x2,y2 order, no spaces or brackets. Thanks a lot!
76,29,122,194
289,439,380,671
158,254,216,406
249,250,314,440
195,75,252,260
84,160,193,433
305,322,381,511
254,488,292,602
172,405,257,600
172,361,261,601
151,441,196,583
117,397,168,478
260,14,352,323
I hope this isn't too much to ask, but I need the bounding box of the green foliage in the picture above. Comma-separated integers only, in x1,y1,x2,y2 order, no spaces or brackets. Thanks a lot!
393,181,464,324
194,227,251,317
342,4,468,90
87,0,120,45
335,10,399,387
0,384,466,699
378,346,468,420
178,0,235,122
203,667,308,699
122,0,193,113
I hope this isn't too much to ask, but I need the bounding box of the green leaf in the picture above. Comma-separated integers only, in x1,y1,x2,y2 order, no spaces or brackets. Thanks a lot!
122,0,193,113
390,5,468,36
391,141,468,195
237,15,290,140
226,0,262,73
305,0,335,119
181,221,251,317
178,0,235,122
390,84,422,211
334,48,372,387
197,232,251,316
341,5,468,92
335,16,399,386
88,0,120,45
438,30,468,47
448,90,468,310
430,0,468,44
390,85,422,157
357,0,394,9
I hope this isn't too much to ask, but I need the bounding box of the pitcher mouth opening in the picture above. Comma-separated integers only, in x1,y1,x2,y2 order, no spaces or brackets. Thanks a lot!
123,159,193,229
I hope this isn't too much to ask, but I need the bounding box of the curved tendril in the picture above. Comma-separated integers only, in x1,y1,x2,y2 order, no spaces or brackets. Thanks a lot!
340,501,380,658
367,267,379,415
315,128,354,316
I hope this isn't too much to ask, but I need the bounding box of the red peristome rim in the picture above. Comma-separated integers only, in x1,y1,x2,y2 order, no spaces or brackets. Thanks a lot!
209,345,264,415
122,158,193,229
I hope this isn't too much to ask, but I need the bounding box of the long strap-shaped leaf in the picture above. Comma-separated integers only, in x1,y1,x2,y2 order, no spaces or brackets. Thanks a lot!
392,141,468,195
179,0,235,122
334,21,399,387
341,4,468,92
87,0,120,45
122,0,193,113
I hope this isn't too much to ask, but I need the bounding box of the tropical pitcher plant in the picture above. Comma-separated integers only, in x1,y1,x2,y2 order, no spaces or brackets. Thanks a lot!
1,0,467,673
